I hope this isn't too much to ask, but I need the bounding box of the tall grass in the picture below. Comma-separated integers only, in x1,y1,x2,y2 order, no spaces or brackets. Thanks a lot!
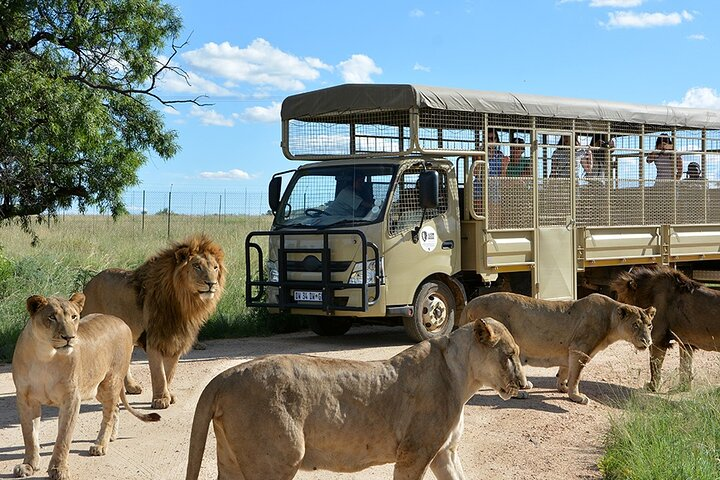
600,388,720,479
0,214,274,362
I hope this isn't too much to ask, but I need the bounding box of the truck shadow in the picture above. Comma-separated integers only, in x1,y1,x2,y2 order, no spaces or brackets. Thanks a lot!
166,324,414,365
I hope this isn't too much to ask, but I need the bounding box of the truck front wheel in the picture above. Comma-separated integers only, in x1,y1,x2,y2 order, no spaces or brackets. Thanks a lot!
308,316,353,336
403,281,455,342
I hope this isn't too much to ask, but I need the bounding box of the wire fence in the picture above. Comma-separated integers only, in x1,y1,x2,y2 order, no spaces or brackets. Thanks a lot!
53,189,273,238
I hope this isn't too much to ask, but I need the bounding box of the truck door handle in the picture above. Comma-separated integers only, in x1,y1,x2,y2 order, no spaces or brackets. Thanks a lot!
442,240,454,250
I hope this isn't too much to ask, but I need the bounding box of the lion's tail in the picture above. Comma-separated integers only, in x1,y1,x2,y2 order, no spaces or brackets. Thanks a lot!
185,377,218,480
120,390,161,422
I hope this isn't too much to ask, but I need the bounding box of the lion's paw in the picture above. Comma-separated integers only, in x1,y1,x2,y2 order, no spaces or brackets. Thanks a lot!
151,396,172,409
48,465,70,480
523,380,534,390
89,445,106,456
644,381,659,393
13,463,36,478
557,383,569,393
569,393,589,405
125,383,143,395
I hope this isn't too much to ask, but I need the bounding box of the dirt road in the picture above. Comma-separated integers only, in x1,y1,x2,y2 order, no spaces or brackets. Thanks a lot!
2,325,719,480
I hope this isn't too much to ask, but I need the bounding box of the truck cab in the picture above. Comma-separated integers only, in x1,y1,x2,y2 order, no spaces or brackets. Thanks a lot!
247,156,463,340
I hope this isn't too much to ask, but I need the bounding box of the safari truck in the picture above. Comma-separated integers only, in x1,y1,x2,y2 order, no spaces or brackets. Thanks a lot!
246,84,720,341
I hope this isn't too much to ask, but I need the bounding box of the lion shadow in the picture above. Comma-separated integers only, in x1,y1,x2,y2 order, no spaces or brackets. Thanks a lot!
0,437,128,469
468,376,665,412
0,397,154,431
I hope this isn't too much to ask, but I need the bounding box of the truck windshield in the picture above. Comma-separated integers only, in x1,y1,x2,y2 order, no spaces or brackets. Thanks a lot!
275,165,396,228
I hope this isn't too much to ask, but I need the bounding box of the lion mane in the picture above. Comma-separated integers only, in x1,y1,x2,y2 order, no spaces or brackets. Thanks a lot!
612,265,720,391
133,234,227,357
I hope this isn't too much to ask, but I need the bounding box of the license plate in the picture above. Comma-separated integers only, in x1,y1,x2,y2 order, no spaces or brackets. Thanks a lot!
294,290,322,302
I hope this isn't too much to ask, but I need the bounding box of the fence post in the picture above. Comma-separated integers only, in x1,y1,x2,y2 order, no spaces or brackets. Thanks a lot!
142,190,146,233
167,187,172,239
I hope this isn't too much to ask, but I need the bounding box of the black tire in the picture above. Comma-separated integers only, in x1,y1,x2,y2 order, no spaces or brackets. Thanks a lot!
266,313,308,334
308,316,353,336
403,281,455,342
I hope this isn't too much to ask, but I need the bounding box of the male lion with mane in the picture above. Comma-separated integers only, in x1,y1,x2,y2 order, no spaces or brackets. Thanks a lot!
613,265,720,392
459,292,655,404
12,293,160,480
185,318,526,480
82,234,226,409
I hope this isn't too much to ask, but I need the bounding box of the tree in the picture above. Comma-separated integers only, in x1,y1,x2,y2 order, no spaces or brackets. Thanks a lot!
0,0,200,239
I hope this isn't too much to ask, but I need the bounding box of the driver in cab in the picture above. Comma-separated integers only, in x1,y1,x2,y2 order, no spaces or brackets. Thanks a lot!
324,173,373,217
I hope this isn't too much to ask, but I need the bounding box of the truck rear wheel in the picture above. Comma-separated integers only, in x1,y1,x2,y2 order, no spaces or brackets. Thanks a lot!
403,281,455,342
308,316,353,336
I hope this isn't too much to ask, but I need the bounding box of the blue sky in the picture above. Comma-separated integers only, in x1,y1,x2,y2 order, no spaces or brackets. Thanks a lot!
142,0,720,193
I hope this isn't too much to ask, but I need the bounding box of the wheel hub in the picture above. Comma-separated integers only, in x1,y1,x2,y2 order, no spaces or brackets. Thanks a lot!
422,294,447,330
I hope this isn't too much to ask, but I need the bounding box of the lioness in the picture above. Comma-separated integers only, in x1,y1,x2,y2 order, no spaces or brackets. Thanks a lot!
185,318,526,480
459,292,655,404
82,234,226,409
12,293,160,480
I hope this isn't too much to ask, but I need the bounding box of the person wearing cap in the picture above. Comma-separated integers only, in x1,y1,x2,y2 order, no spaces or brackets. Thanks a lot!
685,162,701,180
646,134,682,180
505,137,532,177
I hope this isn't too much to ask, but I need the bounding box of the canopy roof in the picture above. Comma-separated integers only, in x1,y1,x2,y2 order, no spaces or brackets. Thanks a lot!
282,84,720,130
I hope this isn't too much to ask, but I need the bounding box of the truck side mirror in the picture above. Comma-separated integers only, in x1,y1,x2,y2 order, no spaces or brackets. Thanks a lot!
269,176,282,213
417,170,439,209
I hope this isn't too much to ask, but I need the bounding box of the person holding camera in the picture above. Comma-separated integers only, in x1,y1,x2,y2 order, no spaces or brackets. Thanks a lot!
646,133,682,181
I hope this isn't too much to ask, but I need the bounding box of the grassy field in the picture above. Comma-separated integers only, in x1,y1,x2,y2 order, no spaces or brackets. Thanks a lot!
0,213,274,362
600,388,720,479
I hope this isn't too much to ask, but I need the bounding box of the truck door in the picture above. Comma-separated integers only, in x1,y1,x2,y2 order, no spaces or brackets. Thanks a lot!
535,133,578,300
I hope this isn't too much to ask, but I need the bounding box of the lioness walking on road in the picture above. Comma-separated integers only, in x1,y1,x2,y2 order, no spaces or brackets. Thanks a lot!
185,318,525,480
460,292,655,404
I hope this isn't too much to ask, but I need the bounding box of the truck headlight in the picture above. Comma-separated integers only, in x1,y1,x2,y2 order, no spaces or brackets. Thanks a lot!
266,260,279,283
349,260,377,285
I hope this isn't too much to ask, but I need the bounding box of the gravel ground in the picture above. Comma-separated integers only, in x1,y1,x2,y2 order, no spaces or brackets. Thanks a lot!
2,324,719,479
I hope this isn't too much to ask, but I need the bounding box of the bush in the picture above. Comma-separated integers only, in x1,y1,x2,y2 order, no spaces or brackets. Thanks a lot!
0,246,14,296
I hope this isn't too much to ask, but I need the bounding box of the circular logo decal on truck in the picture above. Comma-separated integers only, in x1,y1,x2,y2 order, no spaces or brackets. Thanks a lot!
419,225,438,252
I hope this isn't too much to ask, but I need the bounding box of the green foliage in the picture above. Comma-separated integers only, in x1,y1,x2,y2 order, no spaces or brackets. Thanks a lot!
0,0,188,235
600,389,720,479
0,246,13,296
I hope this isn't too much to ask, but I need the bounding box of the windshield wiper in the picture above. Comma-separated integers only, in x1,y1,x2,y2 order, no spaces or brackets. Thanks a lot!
317,218,371,229
277,222,313,228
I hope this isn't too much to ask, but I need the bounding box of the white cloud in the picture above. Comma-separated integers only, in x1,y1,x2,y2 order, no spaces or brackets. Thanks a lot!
190,105,235,127
162,106,180,116
688,34,706,41
182,38,328,91
241,102,282,123
410,9,425,17
337,55,382,83
199,169,252,180
413,63,431,72
305,57,333,71
590,0,643,7
603,10,693,28
668,87,720,109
